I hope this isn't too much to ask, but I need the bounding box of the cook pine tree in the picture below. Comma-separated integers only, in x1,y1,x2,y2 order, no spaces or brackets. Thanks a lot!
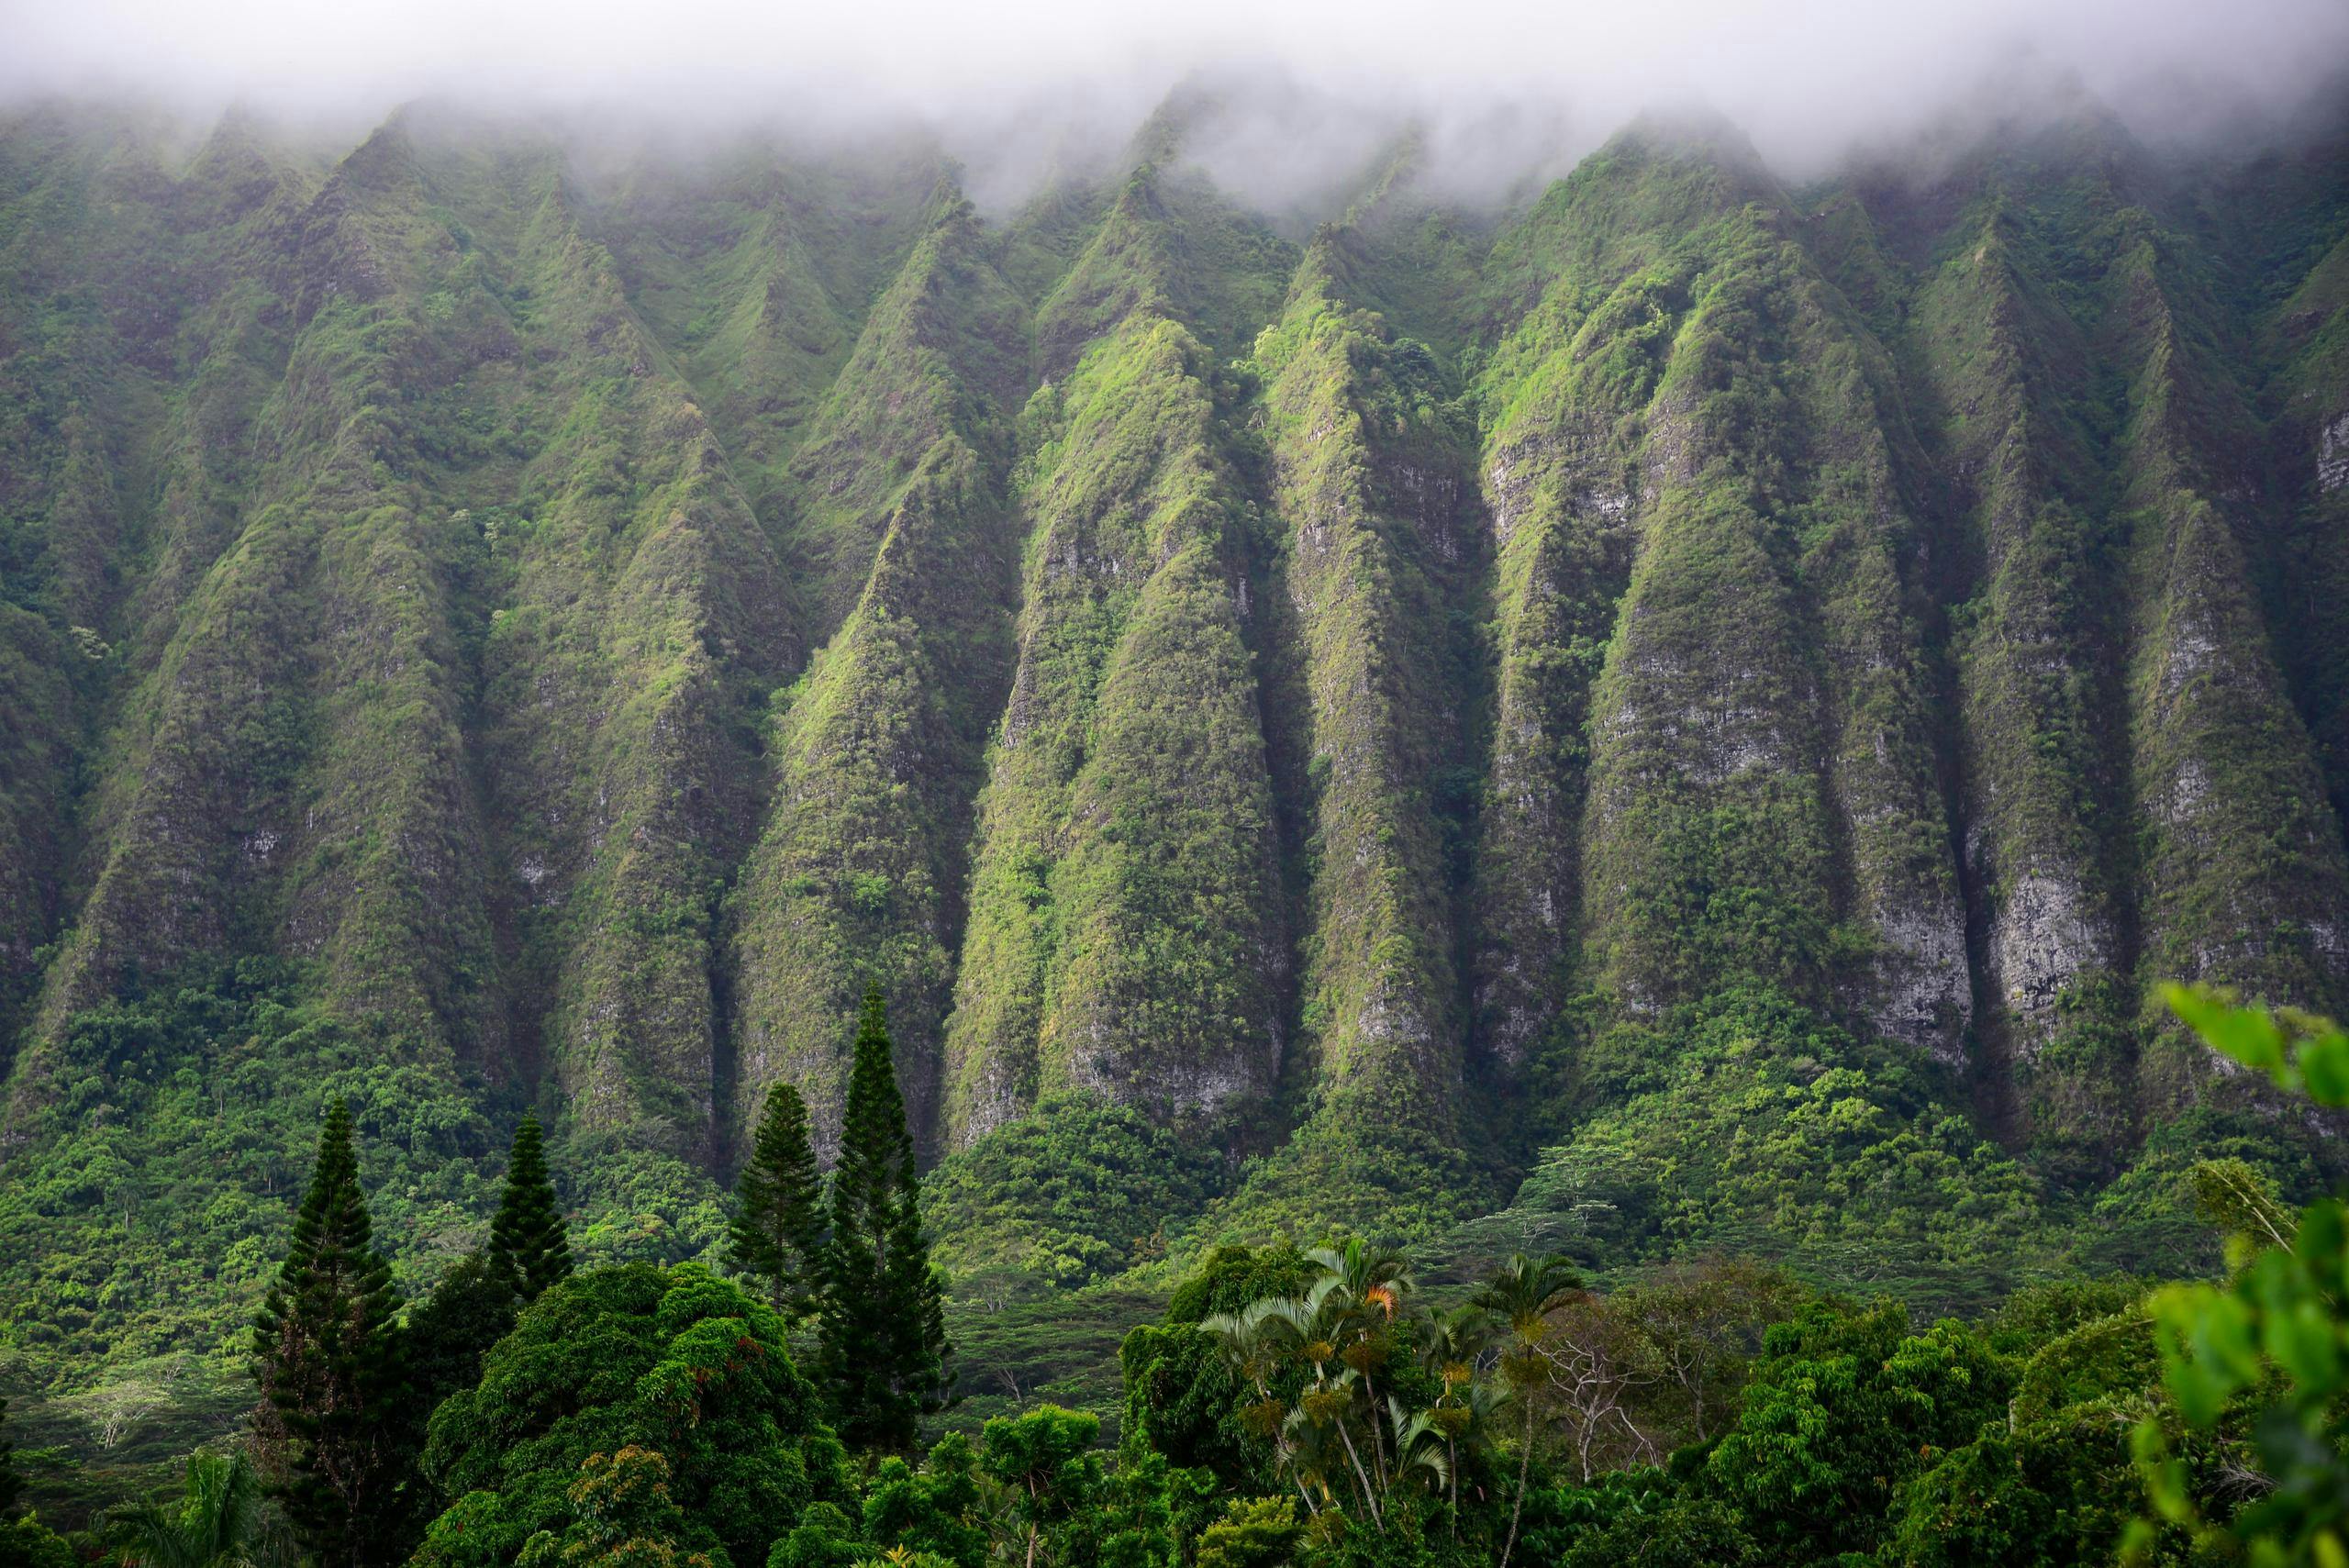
251,1099,410,1567
730,1079,829,1323
487,1111,572,1304
821,986,952,1451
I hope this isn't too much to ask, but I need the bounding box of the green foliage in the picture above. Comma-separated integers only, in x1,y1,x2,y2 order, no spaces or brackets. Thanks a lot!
250,1098,411,1565
1196,1496,1302,1568
2160,985,2349,1109
1516,1290,2164,1567
764,1499,861,1568
728,194,1028,1165
1163,1247,1320,1329
0,961,500,1413
419,1263,847,1568
857,1416,1203,1568
729,1082,829,1321
1470,128,1965,1086
11,102,2349,1551
941,309,1282,1151
516,1447,718,1568
1119,1246,1318,1489
490,1114,573,1306
822,990,950,1452
1241,252,1486,1236
1880,1429,2069,1568
1208,1117,1494,1253
1540,1482,1758,1568
978,1406,1105,1565
2130,989,2349,1566
862,1434,989,1565
0,1396,19,1518
105,1446,284,1568
924,1096,1224,1290
1189,1239,1465,1545
2,1513,79,1568
406,1251,521,1418
1030,161,1295,374
1706,1302,2013,1562
1475,1252,1586,1568
1467,987,2052,1314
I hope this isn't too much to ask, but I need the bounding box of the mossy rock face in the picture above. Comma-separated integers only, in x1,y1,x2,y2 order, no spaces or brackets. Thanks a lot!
941,311,1286,1151
1251,250,1483,1150
7,94,2349,1464
1833,127,2349,1152
728,203,1030,1165
1474,129,1967,1077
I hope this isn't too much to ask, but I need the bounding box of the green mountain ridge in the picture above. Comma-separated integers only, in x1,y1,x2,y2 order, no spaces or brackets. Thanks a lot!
6,85,2349,1466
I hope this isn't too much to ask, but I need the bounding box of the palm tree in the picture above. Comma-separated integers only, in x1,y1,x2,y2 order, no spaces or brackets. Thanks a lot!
1207,1243,1461,1539
1386,1396,1453,1498
1201,1296,1333,1521
1277,1405,1340,1518
1421,1303,1496,1540
1304,1240,1414,1492
110,1447,284,1568
1474,1252,1586,1568
1295,1361,1383,1529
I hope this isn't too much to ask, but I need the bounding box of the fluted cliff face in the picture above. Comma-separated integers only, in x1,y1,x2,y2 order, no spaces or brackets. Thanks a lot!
6,88,2349,1365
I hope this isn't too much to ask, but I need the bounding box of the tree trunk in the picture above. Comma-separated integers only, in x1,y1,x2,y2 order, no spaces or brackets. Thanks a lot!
1334,1417,1384,1531
1499,1404,1534,1568
1448,1436,1459,1542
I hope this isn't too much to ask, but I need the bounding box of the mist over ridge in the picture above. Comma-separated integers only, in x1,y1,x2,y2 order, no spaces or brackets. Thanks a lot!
6,0,2349,220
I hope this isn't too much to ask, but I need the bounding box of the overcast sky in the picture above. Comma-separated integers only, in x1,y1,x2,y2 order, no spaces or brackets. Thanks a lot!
5,0,2346,192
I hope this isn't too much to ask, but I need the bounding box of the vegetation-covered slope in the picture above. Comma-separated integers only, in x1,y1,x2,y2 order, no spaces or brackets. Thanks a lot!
5,86,2349,1478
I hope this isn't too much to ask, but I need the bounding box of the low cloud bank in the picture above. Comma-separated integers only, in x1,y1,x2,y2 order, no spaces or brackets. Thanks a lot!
6,0,2345,208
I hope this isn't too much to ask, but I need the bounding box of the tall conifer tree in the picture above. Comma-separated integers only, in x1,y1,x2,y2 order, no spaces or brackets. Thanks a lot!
821,987,951,1451
487,1112,571,1304
252,1099,408,1565
729,1080,829,1322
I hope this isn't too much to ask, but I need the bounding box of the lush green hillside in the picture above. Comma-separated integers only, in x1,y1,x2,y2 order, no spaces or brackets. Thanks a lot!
5,84,2349,1498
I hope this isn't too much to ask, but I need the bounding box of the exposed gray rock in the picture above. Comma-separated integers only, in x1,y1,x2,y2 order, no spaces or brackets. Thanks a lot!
2320,410,2349,493
1870,901,1974,1064
1987,871,2110,1031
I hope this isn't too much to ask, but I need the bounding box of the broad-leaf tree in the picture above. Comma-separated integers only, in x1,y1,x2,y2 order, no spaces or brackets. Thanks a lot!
2132,987,2349,1566
405,1252,519,1416
0,1396,20,1520
417,1262,850,1568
